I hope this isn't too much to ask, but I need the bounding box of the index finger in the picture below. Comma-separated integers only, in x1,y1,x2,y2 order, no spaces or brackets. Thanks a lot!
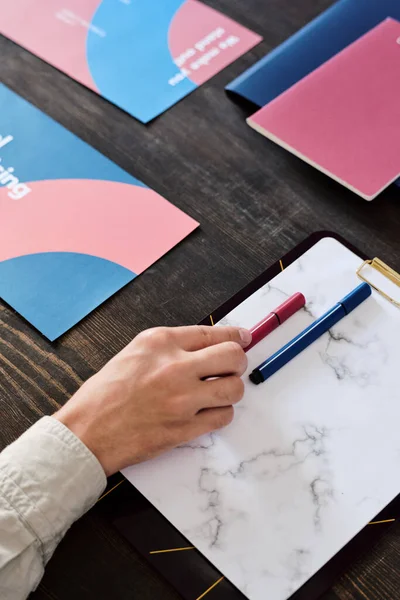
171,325,252,351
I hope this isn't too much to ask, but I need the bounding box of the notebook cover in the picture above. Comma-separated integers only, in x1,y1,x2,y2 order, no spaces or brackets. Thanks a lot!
0,84,198,340
97,232,400,600
0,0,261,123
247,19,400,201
226,0,400,190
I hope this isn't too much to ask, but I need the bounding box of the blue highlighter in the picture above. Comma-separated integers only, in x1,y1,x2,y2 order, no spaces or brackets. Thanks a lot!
249,282,372,385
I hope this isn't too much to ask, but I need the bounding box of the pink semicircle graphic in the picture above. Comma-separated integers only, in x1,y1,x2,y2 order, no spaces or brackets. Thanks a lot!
1,0,100,92
0,180,197,274
168,0,262,86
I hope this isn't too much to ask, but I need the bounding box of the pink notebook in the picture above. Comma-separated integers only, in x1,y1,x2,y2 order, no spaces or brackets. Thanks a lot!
247,18,400,201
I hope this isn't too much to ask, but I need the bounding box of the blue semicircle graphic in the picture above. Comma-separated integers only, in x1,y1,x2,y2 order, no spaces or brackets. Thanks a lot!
0,252,136,341
87,0,197,123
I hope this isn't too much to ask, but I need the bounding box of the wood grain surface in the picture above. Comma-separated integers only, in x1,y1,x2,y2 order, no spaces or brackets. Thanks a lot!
1,1,400,598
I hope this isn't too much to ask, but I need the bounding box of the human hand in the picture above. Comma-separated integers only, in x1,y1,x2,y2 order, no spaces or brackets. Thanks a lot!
54,325,251,476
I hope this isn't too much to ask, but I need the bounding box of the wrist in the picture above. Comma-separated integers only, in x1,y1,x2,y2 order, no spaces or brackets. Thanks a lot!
53,405,111,477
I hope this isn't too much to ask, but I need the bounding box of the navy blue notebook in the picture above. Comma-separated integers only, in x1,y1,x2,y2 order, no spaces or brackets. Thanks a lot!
226,0,400,188
226,0,400,107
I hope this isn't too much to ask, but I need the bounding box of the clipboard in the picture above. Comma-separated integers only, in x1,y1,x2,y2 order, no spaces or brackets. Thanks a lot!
96,231,400,600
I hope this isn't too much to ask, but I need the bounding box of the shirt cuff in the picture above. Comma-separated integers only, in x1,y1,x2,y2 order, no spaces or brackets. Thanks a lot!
0,416,107,563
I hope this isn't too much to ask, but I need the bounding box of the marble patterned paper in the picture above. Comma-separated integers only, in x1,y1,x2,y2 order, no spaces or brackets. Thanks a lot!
123,237,400,600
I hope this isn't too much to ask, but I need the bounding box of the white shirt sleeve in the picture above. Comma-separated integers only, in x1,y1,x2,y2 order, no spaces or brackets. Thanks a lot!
0,416,107,600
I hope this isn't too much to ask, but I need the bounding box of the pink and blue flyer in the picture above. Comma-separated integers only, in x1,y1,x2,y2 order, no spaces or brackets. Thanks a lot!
1,0,262,123
0,84,198,340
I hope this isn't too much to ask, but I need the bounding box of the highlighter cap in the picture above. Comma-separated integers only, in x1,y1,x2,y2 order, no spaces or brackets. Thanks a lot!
341,282,371,314
275,292,306,324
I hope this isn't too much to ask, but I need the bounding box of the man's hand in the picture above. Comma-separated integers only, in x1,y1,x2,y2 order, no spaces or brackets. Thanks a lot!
54,326,251,476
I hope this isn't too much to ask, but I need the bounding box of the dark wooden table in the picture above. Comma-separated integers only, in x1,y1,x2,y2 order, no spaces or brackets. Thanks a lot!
1,1,400,598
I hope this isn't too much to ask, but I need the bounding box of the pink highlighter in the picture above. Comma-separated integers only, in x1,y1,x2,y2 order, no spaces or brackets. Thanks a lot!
245,292,306,352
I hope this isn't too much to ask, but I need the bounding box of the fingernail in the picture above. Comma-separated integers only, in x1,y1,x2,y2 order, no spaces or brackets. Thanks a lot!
239,329,252,346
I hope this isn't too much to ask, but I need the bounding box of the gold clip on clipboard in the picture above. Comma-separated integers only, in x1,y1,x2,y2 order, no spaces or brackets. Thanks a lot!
357,257,400,308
